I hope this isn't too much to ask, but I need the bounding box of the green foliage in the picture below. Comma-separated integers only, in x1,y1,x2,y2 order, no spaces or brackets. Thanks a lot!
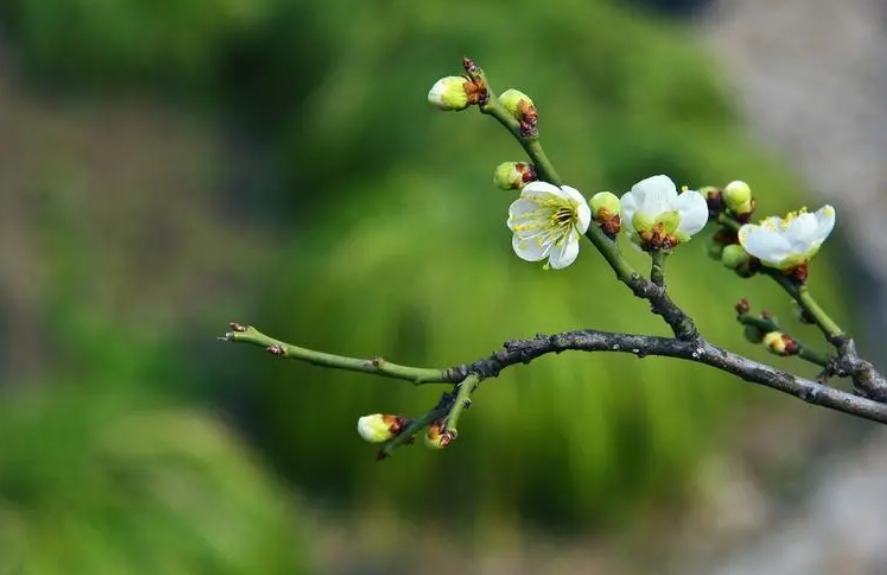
0,0,272,87
0,387,312,575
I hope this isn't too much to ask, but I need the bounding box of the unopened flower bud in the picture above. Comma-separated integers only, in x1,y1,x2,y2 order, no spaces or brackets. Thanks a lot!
493,162,535,190
357,414,410,443
424,419,455,450
763,331,798,356
590,191,622,235
721,244,750,270
428,76,471,111
498,89,535,120
723,180,754,216
743,324,766,344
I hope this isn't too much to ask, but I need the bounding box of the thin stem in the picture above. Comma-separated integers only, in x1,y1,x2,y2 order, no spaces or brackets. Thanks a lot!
222,323,449,385
224,322,887,425
584,226,638,282
797,287,844,339
650,251,667,287
763,269,844,340
443,373,481,435
478,92,562,185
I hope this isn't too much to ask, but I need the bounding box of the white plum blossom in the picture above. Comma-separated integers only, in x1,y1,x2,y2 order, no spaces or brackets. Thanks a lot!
738,205,836,270
619,175,709,250
507,181,592,270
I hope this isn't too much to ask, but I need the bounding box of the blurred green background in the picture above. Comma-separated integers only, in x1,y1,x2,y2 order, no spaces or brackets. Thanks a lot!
0,0,853,573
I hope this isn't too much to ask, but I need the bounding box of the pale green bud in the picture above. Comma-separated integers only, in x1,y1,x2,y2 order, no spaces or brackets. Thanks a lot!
357,414,410,443
721,244,750,270
498,88,535,119
493,162,534,190
723,180,754,216
424,419,454,450
589,192,622,235
763,331,798,356
427,76,471,111
590,191,621,218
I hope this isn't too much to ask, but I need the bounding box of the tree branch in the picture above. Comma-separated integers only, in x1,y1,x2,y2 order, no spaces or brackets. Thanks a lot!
222,323,887,425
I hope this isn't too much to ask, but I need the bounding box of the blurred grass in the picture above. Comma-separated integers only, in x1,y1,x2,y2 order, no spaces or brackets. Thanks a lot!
0,386,311,575
0,0,851,549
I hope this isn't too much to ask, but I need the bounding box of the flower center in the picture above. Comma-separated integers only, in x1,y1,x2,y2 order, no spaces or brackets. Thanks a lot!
509,197,579,250
552,206,576,225
762,207,808,232
780,206,807,230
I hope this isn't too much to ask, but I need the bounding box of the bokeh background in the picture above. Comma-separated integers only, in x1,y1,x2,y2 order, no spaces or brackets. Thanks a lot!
1,0,886,573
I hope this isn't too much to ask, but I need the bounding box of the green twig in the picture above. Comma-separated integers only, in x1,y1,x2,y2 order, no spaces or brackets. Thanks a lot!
222,323,450,385
762,269,844,340
650,251,667,287
443,373,481,435
475,82,562,185
738,314,832,368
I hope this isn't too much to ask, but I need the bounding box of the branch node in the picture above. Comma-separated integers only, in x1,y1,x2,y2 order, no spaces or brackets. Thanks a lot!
229,322,248,333
266,344,286,357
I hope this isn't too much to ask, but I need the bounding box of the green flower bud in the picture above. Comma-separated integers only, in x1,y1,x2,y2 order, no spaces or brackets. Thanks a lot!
723,180,754,216
590,191,622,236
493,162,535,190
591,191,621,217
424,419,455,450
498,89,535,120
357,414,410,443
763,331,798,356
427,76,471,111
743,324,766,344
721,244,750,270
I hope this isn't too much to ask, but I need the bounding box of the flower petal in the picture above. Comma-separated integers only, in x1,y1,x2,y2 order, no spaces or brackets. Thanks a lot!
674,190,709,237
739,224,793,265
559,185,585,205
520,181,563,202
547,232,580,269
633,175,678,217
507,198,547,233
782,212,819,249
811,205,836,245
620,191,638,234
512,232,551,262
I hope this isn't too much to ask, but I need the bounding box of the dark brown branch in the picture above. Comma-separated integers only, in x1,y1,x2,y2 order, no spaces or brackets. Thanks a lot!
446,329,887,424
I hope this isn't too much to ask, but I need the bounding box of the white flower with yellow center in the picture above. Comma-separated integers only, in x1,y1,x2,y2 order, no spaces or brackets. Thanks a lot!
619,175,709,250
738,205,835,270
507,181,592,270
